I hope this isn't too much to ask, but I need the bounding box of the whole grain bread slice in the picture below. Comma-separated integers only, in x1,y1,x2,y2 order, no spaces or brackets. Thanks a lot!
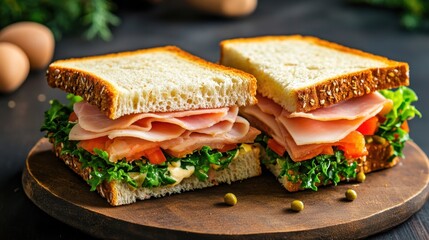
220,35,409,113
47,46,257,119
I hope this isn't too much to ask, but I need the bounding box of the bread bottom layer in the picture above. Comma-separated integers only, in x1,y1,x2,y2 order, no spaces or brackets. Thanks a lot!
264,140,397,192
54,144,261,206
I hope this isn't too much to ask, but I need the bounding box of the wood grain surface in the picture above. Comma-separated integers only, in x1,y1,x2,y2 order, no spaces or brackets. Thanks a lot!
22,138,429,240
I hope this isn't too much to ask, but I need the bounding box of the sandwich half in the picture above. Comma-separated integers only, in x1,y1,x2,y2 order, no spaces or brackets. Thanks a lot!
41,46,261,206
220,35,421,191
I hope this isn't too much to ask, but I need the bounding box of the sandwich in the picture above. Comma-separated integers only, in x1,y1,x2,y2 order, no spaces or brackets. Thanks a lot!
41,46,262,206
220,35,421,191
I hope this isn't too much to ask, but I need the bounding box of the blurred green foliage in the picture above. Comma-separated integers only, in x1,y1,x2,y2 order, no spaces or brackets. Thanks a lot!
353,0,429,30
0,0,120,40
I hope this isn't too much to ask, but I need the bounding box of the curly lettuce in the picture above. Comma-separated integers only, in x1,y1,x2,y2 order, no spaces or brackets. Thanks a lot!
377,86,421,160
256,134,357,191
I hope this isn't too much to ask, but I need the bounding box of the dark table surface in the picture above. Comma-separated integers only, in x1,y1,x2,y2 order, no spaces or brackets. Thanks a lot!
1,0,428,239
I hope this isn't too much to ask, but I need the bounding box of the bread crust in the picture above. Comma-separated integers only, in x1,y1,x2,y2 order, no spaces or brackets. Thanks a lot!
220,35,409,112
47,66,118,117
47,46,257,119
293,64,408,112
52,140,261,206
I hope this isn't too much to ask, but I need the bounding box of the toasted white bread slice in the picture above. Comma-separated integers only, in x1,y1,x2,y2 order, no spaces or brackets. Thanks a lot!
220,35,409,113
47,46,257,119
53,141,261,206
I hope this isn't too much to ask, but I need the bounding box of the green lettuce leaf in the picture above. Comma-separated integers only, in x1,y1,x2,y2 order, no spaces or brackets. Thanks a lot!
256,134,357,191
169,146,238,181
377,86,421,160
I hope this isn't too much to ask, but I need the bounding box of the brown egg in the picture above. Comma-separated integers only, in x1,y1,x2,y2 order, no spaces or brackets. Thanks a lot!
0,22,54,69
186,0,258,17
0,42,30,93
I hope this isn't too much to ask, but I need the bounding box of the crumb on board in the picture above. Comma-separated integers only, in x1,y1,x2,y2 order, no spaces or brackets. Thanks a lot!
8,100,16,108
37,94,46,102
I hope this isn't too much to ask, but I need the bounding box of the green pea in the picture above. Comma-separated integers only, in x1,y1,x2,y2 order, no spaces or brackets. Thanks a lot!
291,200,304,212
224,193,237,206
345,189,357,201
356,171,366,183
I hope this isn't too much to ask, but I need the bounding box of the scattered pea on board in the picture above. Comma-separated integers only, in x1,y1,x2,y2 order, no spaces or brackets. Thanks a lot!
345,189,357,201
356,172,366,183
291,200,304,212
224,193,237,206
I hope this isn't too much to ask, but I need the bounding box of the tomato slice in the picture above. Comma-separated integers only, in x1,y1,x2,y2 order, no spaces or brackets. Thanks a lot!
394,120,410,139
218,144,238,152
320,146,334,155
143,147,167,165
401,120,409,133
78,136,109,154
356,116,378,135
267,138,286,156
337,131,368,159
68,112,78,122
79,137,166,164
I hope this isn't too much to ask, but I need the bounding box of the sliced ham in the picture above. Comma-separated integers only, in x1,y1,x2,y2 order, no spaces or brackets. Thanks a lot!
244,93,389,161
74,101,231,133
278,113,373,145
77,125,260,161
241,105,286,148
70,102,259,162
254,93,388,145
69,121,187,141
163,126,260,158
286,92,387,120
105,123,187,142
70,124,109,140
256,95,283,116
279,93,388,145
191,106,237,135
74,102,143,133
70,103,238,141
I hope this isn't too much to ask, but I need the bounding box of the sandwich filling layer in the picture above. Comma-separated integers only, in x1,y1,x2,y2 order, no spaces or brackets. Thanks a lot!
42,95,260,191
70,102,259,162
243,87,420,191
242,92,392,161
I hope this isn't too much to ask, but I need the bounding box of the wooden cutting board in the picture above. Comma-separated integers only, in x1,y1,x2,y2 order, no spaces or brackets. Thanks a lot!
22,138,429,240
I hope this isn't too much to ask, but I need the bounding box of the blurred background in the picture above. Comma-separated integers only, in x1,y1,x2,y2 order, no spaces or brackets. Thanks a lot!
0,0,428,239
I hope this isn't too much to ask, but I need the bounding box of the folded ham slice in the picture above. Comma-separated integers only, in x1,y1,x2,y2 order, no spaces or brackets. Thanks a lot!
286,92,388,121
70,103,238,141
243,93,391,161
278,114,373,145
70,102,259,162
73,102,231,133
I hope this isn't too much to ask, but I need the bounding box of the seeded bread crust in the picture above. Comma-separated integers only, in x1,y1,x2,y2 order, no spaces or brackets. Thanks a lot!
52,140,261,206
47,46,257,119
220,35,409,113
